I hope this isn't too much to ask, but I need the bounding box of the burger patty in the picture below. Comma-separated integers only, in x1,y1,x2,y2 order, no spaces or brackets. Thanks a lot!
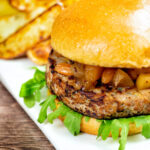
46,51,150,119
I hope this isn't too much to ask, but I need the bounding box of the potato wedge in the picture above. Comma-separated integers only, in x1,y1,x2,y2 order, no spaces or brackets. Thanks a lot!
10,0,79,12
0,5,62,59
0,0,19,16
10,0,35,11
10,0,59,12
0,14,27,43
0,0,25,42
0,0,58,42
136,74,150,90
27,39,52,65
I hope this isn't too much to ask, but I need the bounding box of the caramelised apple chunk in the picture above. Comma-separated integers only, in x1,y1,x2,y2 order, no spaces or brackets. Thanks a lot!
51,51,150,90
136,74,150,90
112,69,134,88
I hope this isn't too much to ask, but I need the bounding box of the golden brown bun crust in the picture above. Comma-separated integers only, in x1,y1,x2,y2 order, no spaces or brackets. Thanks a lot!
55,100,142,136
51,0,150,68
80,118,142,136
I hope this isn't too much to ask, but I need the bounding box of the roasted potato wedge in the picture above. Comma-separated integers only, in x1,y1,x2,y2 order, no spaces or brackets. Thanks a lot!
0,0,19,16
10,0,79,12
0,5,62,59
27,39,52,65
0,15,25,43
0,0,25,42
10,0,35,11
0,0,58,43
10,0,59,12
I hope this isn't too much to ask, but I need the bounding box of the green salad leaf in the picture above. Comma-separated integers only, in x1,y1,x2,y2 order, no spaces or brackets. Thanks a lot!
48,102,82,135
142,123,150,138
48,102,70,123
40,100,46,106
38,95,56,123
111,119,121,140
97,120,105,139
19,68,46,108
134,115,150,138
64,111,82,135
20,79,39,97
49,95,57,111
20,79,46,97
97,118,131,150
101,120,112,140
118,119,130,150
96,116,150,150
119,124,129,150
34,68,45,82
35,89,41,102
24,95,35,108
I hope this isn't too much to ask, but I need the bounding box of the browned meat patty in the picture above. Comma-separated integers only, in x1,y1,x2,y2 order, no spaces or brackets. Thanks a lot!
46,50,150,119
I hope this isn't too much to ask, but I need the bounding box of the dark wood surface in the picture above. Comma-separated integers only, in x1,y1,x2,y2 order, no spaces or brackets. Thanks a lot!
0,82,55,150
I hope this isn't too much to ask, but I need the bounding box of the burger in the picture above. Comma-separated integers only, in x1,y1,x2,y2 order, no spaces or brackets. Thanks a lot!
20,0,150,150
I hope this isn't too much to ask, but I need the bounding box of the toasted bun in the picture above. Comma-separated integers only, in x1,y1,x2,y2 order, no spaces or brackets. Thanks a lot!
55,100,142,136
81,118,142,136
51,0,150,68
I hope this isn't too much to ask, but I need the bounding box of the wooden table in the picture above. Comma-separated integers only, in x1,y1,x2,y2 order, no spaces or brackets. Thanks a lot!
0,82,55,150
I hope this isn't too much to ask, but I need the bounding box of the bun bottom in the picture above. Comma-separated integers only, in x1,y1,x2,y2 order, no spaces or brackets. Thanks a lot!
80,117,142,136
55,100,142,136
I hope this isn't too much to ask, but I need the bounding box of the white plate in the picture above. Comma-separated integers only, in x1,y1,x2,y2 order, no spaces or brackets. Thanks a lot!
0,59,149,150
